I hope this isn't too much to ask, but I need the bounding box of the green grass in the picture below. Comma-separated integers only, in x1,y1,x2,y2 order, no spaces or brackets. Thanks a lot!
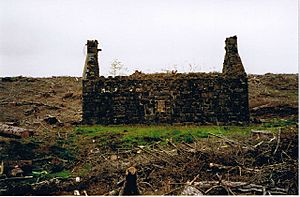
262,118,297,128
75,125,249,147
78,163,92,177
74,118,297,148
47,170,71,179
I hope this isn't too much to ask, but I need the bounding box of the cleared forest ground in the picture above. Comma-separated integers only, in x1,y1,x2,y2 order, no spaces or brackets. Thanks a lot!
0,73,298,195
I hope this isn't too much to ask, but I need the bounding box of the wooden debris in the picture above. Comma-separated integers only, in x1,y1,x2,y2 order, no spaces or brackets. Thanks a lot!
107,189,119,196
181,185,203,196
167,140,182,154
3,160,32,176
251,130,274,139
74,190,80,195
273,129,281,155
119,166,140,195
0,176,33,182
207,132,240,146
75,177,81,182
0,123,34,138
10,167,23,177
31,177,60,188
0,161,3,175
251,130,273,136
192,180,288,195
181,174,203,195
82,190,88,196
253,141,264,148
110,155,118,161
163,186,184,196
208,162,260,174
137,146,175,166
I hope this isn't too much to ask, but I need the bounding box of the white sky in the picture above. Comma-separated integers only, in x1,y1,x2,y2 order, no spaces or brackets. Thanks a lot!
0,0,298,77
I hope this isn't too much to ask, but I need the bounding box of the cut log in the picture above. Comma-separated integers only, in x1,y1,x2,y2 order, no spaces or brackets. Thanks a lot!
0,123,34,138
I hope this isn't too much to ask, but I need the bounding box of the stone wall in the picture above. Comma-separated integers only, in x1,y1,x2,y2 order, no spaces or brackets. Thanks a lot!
82,36,250,125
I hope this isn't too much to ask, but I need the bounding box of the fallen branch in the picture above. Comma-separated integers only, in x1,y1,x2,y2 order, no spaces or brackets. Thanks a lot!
182,141,196,150
253,141,264,148
156,147,175,157
163,186,184,195
192,180,288,195
0,176,33,182
208,162,260,173
207,133,240,146
138,146,176,166
251,103,271,111
139,182,155,192
0,161,3,175
0,123,34,138
32,156,68,163
273,129,281,155
31,177,60,186
167,140,182,154
251,130,273,138
188,174,199,185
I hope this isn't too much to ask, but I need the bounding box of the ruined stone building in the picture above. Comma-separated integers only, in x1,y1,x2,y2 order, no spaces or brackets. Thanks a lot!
82,36,249,125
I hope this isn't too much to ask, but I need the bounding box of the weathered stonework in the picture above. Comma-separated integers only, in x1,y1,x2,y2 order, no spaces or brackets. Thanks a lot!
82,36,250,125
82,40,101,79
222,36,246,77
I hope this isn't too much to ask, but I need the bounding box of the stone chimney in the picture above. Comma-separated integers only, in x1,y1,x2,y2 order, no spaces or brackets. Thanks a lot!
222,36,246,77
83,40,101,79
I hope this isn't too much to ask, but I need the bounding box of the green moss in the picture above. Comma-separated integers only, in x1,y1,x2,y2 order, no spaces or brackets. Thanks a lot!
47,170,71,179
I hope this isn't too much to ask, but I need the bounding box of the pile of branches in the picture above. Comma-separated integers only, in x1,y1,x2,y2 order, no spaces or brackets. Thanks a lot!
63,126,297,195
2,126,297,195
105,127,298,195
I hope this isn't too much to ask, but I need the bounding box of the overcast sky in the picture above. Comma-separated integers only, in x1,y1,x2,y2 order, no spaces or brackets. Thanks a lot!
0,0,298,77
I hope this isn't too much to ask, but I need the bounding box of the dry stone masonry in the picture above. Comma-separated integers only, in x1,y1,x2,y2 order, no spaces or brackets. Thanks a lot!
82,36,250,125
82,40,101,79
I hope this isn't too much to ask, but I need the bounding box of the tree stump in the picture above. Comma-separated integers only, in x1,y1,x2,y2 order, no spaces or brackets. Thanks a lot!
119,167,140,195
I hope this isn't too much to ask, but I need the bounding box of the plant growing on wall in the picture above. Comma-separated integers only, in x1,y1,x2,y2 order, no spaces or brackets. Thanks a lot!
109,59,128,77
188,63,198,72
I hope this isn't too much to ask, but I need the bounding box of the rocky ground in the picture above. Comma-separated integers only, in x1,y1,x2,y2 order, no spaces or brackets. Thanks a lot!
0,73,298,195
